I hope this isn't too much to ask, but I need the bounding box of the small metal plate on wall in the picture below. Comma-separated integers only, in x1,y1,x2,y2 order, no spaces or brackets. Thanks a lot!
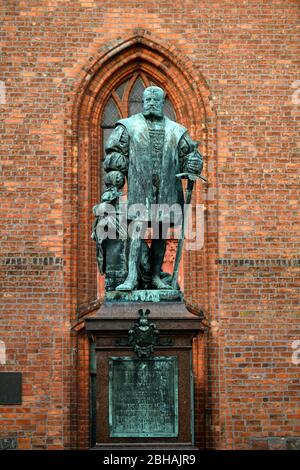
0,372,22,405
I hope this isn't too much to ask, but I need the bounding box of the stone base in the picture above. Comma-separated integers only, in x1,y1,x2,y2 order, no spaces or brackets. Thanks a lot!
85,301,203,331
85,301,204,449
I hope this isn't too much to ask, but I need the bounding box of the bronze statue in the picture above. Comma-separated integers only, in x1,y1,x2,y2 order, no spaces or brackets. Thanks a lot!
93,86,203,293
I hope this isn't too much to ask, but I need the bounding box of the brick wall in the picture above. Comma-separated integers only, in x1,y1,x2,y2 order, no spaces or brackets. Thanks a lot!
0,0,299,449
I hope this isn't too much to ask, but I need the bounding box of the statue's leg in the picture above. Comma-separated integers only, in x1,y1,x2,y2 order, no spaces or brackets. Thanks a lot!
116,237,141,291
150,238,172,290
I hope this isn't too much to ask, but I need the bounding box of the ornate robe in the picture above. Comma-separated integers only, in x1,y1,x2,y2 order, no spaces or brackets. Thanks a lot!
104,113,202,221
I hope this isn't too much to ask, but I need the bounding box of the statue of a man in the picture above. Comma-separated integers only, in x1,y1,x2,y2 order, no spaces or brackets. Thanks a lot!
102,86,203,291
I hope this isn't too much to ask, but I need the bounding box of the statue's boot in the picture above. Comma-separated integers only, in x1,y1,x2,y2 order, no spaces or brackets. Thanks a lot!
150,239,172,290
151,275,172,290
116,237,141,291
116,277,137,291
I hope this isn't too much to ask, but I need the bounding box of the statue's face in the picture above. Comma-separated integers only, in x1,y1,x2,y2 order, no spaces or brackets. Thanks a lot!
143,89,164,118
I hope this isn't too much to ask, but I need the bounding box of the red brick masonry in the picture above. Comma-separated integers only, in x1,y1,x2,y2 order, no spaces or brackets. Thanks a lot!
0,0,299,449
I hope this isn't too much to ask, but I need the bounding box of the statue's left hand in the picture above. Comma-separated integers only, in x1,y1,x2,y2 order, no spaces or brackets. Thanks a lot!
186,154,203,174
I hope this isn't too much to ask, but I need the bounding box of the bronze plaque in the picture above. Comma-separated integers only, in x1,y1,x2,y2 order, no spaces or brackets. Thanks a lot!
109,356,178,437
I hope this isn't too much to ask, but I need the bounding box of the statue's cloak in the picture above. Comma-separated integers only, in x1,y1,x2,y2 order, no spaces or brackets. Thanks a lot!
116,113,187,221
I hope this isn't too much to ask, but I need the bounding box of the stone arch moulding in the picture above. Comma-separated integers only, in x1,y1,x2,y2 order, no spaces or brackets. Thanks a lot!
66,32,217,320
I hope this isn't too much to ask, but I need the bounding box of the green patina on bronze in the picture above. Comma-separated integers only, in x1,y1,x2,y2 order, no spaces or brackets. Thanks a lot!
92,86,204,298
105,288,183,302
109,356,178,438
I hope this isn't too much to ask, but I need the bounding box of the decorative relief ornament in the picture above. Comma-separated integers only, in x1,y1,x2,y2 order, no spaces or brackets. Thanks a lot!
128,309,159,359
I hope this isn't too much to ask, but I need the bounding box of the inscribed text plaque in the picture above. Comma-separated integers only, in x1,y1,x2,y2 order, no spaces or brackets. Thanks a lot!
109,356,178,437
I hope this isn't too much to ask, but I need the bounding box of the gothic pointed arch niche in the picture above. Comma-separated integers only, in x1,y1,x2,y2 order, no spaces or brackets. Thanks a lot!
71,34,216,317
99,71,179,294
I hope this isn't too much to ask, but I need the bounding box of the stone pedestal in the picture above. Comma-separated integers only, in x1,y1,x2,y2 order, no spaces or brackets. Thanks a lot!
85,302,203,450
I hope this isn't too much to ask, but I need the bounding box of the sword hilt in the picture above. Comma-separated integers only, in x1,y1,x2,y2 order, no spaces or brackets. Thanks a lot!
176,172,208,183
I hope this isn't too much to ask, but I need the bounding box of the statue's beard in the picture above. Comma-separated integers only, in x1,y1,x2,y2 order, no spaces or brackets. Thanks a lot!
143,107,164,119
